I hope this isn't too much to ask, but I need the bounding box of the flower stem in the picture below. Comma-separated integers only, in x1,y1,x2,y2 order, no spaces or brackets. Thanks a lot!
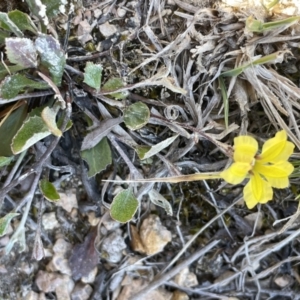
103,172,222,183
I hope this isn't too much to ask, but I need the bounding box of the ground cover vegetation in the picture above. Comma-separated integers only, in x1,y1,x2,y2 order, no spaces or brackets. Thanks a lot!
0,0,300,299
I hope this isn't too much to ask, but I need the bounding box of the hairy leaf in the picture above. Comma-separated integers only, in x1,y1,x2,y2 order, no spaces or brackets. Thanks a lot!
123,102,150,130
42,0,68,18
102,77,127,99
0,12,23,37
83,62,102,91
8,10,38,34
0,103,28,156
11,115,51,154
1,74,49,99
6,37,37,68
110,189,139,223
25,0,49,25
41,105,62,137
39,179,60,202
0,29,10,44
148,189,173,216
0,156,14,168
35,34,66,86
0,64,25,81
0,213,19,237
137,135,179,160
81,137,112,177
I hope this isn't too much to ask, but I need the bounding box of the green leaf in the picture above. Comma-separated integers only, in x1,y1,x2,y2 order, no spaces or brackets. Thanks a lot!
35,34,66,86
246,15,300,33
83,62,102,91
148,189,173,216
110,189,139,223
41,105,62,137
0,156,14,168
0,64,26,81
81,137,112,177
11,115,51,154
0,103,28,156
39,179,60,202
8,10,38,34
41,0,68,18
134,145,151,160
0,29,10,44
0,213,19,237
136,135,179,160
5,37,38,68
25,0,48,25
1,74,49,99
102,77,128,99
0,12,23,37
123,102,150,130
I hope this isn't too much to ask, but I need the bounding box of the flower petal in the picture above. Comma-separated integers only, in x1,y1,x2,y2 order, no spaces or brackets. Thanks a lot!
220,162,250,185
259,130,294,163
233,135,258,163
254,161,294,188
243,173,273,209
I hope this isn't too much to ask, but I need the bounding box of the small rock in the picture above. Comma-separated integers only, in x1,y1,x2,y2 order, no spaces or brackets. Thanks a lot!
117,8,126,18
130,224,146,254
87,212,100,227
171,291,189,300
99,22,118,38
244,212,264,231
118,278,172,300
19,262,36,275
56,281,74,300
77,19,93,44
47,254,72,276
35,270,74,294
101,230,126,263
53,238,72,256
0,265,8,274
94,8,102,18
38,293,47,300
139,214,172,255
274,274,293,288
174,267,198,288
42,212,59,230
58,191,78,213
71,283,93,300
102,215,120,231
25,291,39,300
81,266,98,284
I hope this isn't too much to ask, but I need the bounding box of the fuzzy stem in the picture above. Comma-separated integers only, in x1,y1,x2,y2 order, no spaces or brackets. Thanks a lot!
103,172,222,184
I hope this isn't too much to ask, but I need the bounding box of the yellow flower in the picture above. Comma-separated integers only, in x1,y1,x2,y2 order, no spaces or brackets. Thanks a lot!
220,130,294,209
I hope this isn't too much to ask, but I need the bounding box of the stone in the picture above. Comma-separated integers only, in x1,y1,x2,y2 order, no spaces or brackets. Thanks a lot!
42,212,59,230
118,278,172,300
53,238,72,256
101,230,126,263
35,270,74,294
171,291,189,300
47,254,72,276
71,283,93,300
99,22,118,38
25,291,39,300
58,191,78,213
81,266,98,284
117,8,126,18
174,267,198,288
139,214,172,255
